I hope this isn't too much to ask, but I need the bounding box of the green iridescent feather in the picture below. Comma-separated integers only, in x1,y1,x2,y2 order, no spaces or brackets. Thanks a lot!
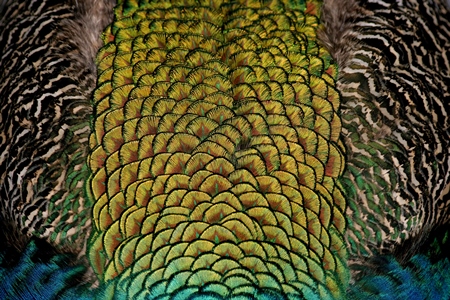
86,0,348,298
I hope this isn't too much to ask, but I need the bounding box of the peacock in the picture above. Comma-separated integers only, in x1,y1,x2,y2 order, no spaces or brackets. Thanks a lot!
0,0,449,299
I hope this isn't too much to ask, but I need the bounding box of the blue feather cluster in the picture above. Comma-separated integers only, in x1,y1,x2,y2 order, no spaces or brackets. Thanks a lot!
0,240,92,300
349,254,450,300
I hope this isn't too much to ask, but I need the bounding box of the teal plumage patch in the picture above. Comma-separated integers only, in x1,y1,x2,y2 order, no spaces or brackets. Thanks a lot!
349,254,450,300
0,240,91,300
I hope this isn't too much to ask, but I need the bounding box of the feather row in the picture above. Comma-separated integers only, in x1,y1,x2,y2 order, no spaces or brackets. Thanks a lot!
87,0,347,298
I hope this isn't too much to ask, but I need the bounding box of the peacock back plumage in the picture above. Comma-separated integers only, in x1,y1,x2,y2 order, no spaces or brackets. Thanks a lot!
87,0,347,298
0,0,450,299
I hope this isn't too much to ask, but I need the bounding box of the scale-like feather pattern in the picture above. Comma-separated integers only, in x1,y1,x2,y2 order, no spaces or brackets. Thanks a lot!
87,0,347,298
